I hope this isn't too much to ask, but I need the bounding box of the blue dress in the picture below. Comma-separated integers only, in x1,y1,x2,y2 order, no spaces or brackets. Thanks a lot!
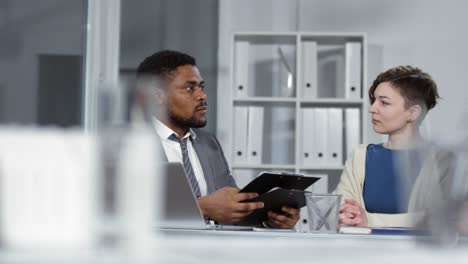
363,143,428,214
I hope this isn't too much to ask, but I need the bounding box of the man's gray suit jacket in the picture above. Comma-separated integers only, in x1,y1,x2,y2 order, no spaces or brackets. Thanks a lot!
159,128,237,194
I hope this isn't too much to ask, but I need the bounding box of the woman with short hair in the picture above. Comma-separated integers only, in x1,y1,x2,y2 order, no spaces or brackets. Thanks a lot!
336,65,442,227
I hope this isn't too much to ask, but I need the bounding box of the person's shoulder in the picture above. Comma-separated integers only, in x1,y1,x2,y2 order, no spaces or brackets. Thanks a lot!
192,128,225,152
348,144,372,157
192,128,215,138
347,144,369,163
192,128,219,143
366,143,384,151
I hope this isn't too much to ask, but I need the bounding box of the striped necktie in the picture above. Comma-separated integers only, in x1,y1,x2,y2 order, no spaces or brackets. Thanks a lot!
168,133,202,197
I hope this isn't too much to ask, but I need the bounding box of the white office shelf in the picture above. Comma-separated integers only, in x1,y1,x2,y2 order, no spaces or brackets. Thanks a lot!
233,31,297,37
299,98,363,106
233,97,297,103
233,164,343,171
218,31,367,194
232,164,296,170
299,165,345,171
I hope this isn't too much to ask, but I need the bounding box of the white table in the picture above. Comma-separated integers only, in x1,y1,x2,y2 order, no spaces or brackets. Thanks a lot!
1,229,467,263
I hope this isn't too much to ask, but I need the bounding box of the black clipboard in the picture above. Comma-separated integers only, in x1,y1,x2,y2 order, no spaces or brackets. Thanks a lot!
240,172,319,193
236,172,320,226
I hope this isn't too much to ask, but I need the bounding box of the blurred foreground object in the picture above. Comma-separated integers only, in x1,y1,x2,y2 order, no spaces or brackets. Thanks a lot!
96,79,162,260
410,104,468,245
0,127,97,250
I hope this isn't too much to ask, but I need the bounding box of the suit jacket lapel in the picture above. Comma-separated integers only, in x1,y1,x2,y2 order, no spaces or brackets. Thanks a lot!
192,138,216,194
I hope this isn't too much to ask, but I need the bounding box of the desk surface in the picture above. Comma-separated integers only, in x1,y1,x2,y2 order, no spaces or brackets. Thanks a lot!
1,229,467,263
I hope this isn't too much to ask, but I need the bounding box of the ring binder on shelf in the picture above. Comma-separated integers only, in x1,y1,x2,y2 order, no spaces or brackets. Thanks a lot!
234,41,249,98
345,42,362,99
301,41,318,98
301,108,315,166
233,106,249,164
327,108,343,166
345,108,360,160
247,106,264,165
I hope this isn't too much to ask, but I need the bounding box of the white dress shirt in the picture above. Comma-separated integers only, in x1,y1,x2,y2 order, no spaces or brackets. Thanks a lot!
153,118,208,196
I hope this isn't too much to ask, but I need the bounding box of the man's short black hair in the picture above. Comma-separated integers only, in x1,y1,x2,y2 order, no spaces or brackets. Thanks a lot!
136,50,196,80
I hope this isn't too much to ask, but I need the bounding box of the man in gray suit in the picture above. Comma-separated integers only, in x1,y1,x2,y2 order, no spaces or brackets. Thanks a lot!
137,50,299,228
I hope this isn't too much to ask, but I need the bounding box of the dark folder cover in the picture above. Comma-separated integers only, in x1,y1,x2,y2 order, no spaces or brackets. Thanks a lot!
236,172,320,226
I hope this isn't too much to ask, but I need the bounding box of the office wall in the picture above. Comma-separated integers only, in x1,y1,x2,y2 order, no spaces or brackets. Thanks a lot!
217,0,468,192
120,0,219,133
0,0,85,125
218,0,468,144
297,0,468,143
217,0,299,156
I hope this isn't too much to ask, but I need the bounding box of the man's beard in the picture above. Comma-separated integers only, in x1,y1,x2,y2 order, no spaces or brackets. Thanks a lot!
168,108,207,129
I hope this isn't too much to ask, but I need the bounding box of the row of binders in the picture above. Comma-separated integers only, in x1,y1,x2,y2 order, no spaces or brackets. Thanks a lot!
301,108,360,167
233,106,264,164
232,106,361,166
302,41,362,99
234,40,362,99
